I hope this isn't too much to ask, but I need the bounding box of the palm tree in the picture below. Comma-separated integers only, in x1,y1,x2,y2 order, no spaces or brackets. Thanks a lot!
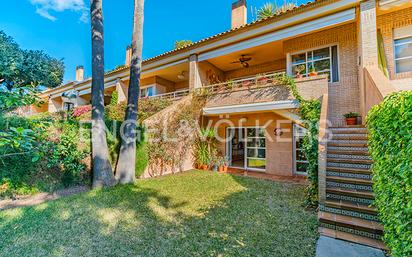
116,0,145,184
90,0,116,187
257,3,276,20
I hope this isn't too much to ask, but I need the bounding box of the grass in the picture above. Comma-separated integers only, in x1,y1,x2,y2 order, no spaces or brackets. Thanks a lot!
0,170,318,256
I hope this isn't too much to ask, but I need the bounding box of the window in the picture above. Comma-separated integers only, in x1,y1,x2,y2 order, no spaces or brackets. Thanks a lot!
394,36,412,73
293,124,308,175
140,86,154,98
291,45,339,82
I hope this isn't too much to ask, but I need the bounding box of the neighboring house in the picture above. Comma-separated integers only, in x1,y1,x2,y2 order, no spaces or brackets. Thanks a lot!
31,0,411,248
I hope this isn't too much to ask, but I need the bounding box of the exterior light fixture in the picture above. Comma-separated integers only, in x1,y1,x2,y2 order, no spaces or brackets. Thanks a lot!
274,128,283,136
177,71,186,80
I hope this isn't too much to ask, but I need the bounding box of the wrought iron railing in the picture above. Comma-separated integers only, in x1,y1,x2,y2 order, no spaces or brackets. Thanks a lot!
146,71,286,101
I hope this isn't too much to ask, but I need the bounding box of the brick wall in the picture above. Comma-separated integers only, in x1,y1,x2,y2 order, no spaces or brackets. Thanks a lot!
377,7,412,80
284,23,360,124
224,60,286,80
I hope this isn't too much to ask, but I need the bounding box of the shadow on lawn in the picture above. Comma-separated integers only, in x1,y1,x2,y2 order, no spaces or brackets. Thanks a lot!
0,172,318,256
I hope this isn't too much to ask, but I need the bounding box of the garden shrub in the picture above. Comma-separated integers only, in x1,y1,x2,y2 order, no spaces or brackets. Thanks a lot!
367,91,412,257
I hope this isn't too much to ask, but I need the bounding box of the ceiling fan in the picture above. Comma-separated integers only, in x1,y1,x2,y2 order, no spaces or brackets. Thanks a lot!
231,55,252,68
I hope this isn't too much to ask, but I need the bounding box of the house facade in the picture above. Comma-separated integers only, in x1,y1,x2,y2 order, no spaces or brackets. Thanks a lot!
33,0,411,177
31,0,411,248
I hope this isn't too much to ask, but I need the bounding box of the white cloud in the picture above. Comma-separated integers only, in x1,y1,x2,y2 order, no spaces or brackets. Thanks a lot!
30,0,89,23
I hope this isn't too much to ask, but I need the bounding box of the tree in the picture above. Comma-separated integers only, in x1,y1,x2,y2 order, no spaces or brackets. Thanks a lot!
174,40,192,50
0,31,64,90
116,0,145,184
90,0,116,188
256,1,297,20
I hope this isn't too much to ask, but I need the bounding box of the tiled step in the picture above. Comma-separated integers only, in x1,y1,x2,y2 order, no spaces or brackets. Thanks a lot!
331,134,368,140
327,176,373,186
320,200,378,221
327,154,372,160
326,170,372,181
328,150,370,156
328,141,368,147
319,211,383,238
327,162,371,170
326,167,372,175
327,158,373,165
319,227,387,250
328,146,369,152
326,180,373,192
326,187,374,205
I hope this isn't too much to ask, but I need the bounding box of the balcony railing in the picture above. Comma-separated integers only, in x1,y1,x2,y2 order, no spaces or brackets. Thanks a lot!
146,89,190,101
146,71,286,101
199,71,286,95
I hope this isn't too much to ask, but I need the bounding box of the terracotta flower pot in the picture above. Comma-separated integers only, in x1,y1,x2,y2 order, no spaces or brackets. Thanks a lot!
309,71,318,77
345,117,357,125
296,74,303,79
201,165,208,170
223,166,228,172
218,166,224,172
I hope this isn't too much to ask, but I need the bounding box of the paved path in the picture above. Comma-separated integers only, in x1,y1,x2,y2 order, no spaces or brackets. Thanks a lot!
0,186,89,211
316,236,385,257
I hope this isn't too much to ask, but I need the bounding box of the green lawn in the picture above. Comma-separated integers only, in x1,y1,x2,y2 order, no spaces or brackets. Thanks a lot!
0,170,318,256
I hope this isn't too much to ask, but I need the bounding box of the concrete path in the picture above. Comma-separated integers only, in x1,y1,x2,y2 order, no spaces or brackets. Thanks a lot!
316,236,385,257
0,186,89,211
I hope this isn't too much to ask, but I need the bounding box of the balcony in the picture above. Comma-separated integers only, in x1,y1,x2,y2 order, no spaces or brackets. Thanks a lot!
147,72,328,108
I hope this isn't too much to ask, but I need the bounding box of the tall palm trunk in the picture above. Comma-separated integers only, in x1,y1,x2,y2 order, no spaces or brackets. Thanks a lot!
90,0,115,187
116,0,144,184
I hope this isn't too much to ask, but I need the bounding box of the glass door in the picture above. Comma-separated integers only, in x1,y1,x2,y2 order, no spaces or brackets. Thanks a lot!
227,128,245,168
246,128,266,170
293,124,309,175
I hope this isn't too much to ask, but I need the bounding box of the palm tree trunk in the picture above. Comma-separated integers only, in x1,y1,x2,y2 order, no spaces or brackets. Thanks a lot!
90,0,115,188
116,0,144,184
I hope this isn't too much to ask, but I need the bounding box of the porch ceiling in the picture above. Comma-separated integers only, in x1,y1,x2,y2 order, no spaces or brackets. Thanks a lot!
141,61,189,83
206,41,285,72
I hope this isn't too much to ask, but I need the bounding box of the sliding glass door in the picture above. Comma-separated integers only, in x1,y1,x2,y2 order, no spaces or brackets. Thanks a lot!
227,127,266,171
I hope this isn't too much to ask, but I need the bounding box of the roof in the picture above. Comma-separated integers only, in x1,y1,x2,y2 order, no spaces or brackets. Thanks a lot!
44,0,334,94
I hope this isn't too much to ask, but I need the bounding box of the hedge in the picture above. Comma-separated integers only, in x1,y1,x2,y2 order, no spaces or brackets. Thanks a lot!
367,91,412,256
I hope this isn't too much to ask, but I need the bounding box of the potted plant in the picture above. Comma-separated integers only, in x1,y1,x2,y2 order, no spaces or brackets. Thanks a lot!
223,156,229,172
343,112,359,125
295,64,305,79
309,67,318,77
257,74,268,85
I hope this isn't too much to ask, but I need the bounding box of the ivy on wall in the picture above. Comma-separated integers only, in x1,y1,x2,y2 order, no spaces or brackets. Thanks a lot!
279,75,321,206
367,91,412,257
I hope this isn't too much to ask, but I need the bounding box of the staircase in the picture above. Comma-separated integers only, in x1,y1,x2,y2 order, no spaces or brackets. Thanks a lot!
318,125,387,250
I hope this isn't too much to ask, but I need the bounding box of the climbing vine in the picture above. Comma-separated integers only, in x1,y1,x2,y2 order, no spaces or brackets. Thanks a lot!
279,75,321,206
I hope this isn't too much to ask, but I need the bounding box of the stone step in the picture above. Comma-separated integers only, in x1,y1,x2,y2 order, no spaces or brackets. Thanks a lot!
319,211,383,236
319,227,387,250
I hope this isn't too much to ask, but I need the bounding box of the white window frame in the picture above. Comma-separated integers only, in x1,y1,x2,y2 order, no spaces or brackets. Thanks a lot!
226,127,266,172
140,86,155,98
293,124,308,175
394,36,412,74
288,43,340,83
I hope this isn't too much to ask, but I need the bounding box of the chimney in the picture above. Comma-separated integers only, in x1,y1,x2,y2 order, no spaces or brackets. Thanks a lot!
125,45,132,66
231,0,247,29
75,65,84,81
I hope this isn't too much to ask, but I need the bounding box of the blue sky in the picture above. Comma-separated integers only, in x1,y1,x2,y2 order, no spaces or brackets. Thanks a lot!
1,0,309,83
